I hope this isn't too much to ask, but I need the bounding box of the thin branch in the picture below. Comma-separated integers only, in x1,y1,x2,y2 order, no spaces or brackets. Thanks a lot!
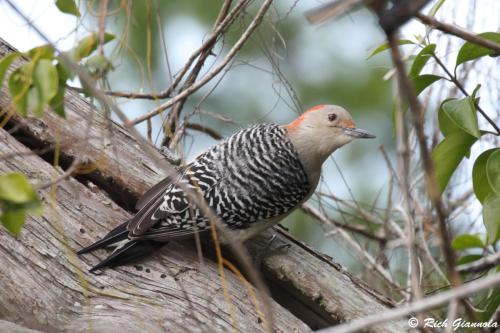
185,123,223,140
317,272,500,333
458,251,500,274
416,13,500,55
125,0,274,127
98,0,109,56
35,157,81,190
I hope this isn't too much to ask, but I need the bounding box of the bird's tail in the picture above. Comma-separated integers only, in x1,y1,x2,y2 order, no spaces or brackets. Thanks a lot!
77,222,129,255
88,240,164,273
77,221,164,272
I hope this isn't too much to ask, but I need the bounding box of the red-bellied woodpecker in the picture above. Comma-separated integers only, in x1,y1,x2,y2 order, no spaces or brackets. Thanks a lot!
78,104,375,271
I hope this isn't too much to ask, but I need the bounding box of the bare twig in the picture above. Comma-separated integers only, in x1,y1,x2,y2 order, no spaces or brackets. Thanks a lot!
416,13,500,55
126,0,274,127
458,251,500,274
305,0,363,24
35,157,81,190
185,123,223,140
98,0,109,56
317,272,500,333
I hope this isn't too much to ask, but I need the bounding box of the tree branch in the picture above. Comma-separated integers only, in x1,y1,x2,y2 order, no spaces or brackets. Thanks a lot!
317,272,500,333
416,13,500,54
458,251,500,274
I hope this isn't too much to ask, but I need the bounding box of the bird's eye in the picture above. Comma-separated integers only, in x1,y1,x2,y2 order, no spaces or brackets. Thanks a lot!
328,113,337,122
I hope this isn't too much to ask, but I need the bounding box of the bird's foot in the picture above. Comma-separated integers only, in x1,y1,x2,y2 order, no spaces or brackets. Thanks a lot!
254,234,291,267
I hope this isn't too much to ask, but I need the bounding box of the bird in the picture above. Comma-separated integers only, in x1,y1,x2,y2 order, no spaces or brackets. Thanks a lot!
77,104,375,272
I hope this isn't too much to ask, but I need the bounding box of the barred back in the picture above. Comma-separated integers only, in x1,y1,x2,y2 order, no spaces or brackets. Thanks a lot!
128,124,311,240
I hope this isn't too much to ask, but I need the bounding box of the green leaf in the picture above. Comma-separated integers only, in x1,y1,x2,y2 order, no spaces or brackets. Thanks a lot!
432,132,477,193
473,149,497,203
428,0,446,18
0,52,20,89
456,254,483,266
1,210,26,236
33,59,58,108
412,74,441,96
27,86,43,117
49,84,66,117
451,234,484,250
86,54,114,78
55,0,80,17
410,44,436,78
481,288,500,322
56,61,71,82
0,173,38,204
486,149,500,197
483,193,500,244
70,33,115,61
367,39,414,59
27,45,55,60
456,32,500,67
8,65,31,116
438,97,481,138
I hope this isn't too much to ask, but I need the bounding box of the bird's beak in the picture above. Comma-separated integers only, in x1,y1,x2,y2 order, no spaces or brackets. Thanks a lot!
343,127,376,139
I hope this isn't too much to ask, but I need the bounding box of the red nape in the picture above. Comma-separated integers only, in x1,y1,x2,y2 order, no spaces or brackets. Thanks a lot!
286,104,326,132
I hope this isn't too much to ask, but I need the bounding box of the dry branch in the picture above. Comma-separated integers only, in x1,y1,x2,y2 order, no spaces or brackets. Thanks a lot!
317,272,500,333
416,13,500,54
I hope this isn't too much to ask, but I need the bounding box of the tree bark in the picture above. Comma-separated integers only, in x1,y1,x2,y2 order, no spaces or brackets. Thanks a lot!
0,37,409,332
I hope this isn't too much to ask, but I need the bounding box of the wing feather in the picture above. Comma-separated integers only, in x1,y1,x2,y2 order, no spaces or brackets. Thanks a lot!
127,154,217,240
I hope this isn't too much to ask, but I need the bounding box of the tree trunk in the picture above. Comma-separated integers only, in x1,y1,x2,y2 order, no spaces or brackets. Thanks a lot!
0,37,408,332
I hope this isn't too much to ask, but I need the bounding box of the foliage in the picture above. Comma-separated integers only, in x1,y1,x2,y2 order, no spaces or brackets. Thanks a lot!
0,172,41,236
55,0,80,17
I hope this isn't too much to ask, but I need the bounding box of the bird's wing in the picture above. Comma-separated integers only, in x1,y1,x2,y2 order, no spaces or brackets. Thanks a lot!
135,172,179,211
127,152,217,240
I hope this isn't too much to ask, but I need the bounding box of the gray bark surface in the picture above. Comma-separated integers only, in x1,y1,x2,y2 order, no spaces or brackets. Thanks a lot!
0,37,409,332
0,320,43,333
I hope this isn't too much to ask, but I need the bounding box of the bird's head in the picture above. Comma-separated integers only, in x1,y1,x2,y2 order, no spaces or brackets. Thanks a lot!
285,104,375,164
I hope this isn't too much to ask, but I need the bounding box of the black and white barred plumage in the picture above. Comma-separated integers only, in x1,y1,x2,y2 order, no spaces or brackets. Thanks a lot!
79,124,311,271
130,124,310,238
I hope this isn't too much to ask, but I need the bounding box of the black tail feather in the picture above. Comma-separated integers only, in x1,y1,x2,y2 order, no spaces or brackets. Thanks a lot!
77,222,129,255
89,240,164,273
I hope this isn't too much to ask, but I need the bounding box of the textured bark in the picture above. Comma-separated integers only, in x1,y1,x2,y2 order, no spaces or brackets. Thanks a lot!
0,320,43,333
0,37,408,332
